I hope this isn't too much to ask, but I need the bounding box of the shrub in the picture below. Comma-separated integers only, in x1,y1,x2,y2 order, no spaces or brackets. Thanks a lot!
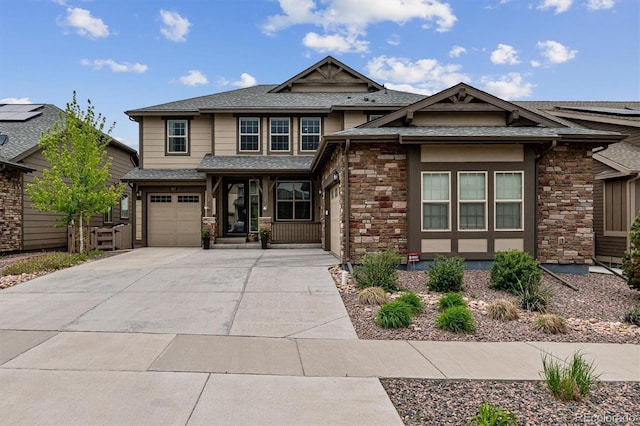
437,292,466,312
396,292,424,315
487,299,520,321
624,306,640,326
622,214,640,291
435,305,475,333
533,314,567,334
516,277,553,313
427,255,465,293
2,251,101,275
466,402,518,426
541,351,601,401
375,301,413,328
353,249,402,292
357,286,389,306
490,250,541,295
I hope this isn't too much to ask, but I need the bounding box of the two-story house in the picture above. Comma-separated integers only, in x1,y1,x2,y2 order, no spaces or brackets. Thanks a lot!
124,56,625,273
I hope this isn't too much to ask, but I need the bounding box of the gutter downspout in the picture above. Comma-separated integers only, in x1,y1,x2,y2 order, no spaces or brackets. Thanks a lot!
625,173,640,252
344,139,351,265
535,140,557,261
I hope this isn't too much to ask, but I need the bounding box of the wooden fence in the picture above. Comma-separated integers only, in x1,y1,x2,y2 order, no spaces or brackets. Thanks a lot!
68,224,132,252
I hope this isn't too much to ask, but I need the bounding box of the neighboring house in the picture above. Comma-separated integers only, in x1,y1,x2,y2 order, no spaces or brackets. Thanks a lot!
124,56,625,272
516,102,640,264
0,103,139,252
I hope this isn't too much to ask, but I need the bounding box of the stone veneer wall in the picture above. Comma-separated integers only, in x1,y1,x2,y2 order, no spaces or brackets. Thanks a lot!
0,170,23,252
348,143,408,263
537,143,594,264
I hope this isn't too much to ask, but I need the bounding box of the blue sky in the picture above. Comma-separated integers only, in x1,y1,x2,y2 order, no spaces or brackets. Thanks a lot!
1,0,638,150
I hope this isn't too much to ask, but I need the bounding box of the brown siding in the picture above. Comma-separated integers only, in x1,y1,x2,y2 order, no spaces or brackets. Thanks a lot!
0,169,23,252
593,160,628,260
407,144,536,260
22,144,135,251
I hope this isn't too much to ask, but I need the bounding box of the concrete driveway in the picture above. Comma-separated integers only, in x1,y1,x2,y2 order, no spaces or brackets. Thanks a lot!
0,247,357,338
1,248,407,425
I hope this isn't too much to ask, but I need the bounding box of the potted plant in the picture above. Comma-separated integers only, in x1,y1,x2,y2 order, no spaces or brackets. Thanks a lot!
258,227,270,249
201,226,211,249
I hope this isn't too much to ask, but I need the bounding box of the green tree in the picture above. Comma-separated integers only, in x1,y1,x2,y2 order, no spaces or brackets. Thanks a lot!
622,214,640,291
26,92,125,253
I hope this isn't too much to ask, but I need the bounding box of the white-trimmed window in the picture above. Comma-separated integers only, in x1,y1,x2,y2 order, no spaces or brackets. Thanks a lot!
300,117,321,151
104,206,113,224
270,118,290,151
495,172,523,230
167,120,188,153
458,172,487,230
276,181,311,220
422,172,450,231
120,194,129,219
239,117,260,152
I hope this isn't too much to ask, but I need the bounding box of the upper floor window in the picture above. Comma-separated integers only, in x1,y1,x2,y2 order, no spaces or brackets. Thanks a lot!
368,114,384,122
167,120,188,154
422,172,450,231
270,118,290,152
239,117,260,152
458,172,487,231
495,172,523,230
300,117,321,152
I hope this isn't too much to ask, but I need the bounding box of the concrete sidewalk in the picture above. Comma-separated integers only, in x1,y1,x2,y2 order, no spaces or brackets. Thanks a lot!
0,248,638,425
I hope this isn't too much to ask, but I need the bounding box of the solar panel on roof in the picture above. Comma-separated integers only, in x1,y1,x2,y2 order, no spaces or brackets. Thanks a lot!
0,110,43,121
0,104,43,112
557,106,640,117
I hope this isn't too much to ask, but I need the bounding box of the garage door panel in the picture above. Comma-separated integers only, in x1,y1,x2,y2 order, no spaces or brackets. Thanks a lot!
148,193,201,247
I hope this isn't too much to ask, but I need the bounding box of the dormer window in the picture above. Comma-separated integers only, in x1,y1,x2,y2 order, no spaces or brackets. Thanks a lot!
239,117,260,152
167,119,188,154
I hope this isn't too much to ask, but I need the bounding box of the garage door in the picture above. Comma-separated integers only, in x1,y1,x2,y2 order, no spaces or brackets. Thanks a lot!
329,185,341,258
147,194,201,247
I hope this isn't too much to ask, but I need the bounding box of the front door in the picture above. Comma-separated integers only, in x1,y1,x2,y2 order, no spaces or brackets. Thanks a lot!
223,180,260,237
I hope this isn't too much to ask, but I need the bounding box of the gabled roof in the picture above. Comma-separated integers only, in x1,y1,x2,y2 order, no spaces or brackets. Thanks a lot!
594,141,640,174
358,83,568,129
269,56,384,93
0,103,137,164
125,85,423,116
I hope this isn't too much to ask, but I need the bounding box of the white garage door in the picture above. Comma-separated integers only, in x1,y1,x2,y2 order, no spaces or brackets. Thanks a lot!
329,185,341,258
147,194,201,247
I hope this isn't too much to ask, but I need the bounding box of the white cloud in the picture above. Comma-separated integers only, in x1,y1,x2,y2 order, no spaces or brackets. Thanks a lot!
302,32,369,53
263,0,457,54
587,0,615,10
160,9,191,42
81,59,148,73
449,45,467,58
530,60,542,68
177,70,208,86
387,34,400,46
366,55,470,95
0,97,31,104
490,44,520,65
537,0,573,13
232,73,257,88
480,73,534,99
537,40,578,64
63,7,109,38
